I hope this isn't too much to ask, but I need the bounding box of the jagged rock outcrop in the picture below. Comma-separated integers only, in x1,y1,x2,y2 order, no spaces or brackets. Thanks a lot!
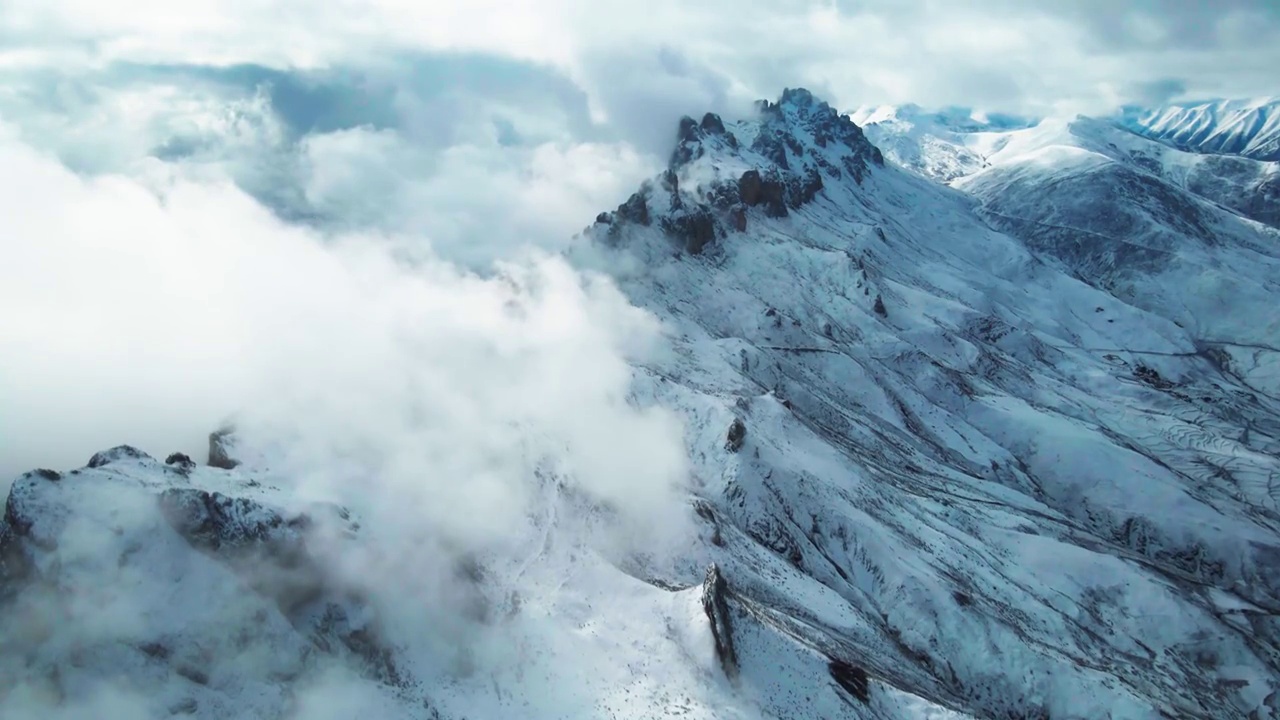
700,564,738,681
725,418,747,453
208,427,241,469
662,207,718,255
593,87,885,256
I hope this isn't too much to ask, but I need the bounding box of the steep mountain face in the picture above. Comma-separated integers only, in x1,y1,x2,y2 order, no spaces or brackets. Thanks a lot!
1118,99,1280,162
857,106,1280,400
5,89,1280,720
581,89,1280,719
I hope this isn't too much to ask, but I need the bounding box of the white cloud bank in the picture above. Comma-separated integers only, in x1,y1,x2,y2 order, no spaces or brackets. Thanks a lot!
0,129,686,537
2,0,1276,118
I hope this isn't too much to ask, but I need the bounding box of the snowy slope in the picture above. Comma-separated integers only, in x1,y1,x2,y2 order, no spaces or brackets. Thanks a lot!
579,89,1280,718
856,104,1280,399
859,105,1280,229
1119,99,1280,161
5,89,1280,720
848,104,1035,182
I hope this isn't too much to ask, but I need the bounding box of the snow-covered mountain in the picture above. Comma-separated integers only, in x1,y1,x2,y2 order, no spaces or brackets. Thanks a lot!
847,104,1035,181
1118,99,1280,162
5,89,1280,719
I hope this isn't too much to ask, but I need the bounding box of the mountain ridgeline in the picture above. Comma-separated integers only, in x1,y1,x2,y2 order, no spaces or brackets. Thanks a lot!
4,89,1280,719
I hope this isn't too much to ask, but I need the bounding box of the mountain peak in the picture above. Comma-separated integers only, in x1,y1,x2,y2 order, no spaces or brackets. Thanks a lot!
1117,97,1280,160
595,88,884,256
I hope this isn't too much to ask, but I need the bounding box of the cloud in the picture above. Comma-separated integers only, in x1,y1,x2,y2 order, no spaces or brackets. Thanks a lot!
0,112,694,720
0,129,686,538
5,0,1277,124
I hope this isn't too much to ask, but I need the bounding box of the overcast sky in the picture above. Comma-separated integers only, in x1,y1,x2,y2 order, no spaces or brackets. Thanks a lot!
0,0,1277,477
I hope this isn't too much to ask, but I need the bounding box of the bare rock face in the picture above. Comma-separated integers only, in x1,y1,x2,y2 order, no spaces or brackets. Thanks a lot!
828,660,870,703
700,112,727,135
725,418,747,452
700,564,738,681
663,208,718,255
594,88,886,259
207,427,241,470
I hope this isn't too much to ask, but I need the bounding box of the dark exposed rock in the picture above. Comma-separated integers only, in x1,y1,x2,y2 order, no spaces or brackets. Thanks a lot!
616,192,651,227
953,592,973,607
761,177,790,218
693,499,724,547
671,116,706,168
701,564,738,681
1134,364,1175,390
88,445,153,469
159,488,292,554
677,115,700,143
165,453,196,474
814,154,842,179
828,659,871,703
873,294,887,317
780,87,816,106
706,179,742,210
596,87,883,255
752,132,790,170
725,418,747,452
32,469,61,482
791,168,824,207
208,428,240,470
784,133,806,158
739,170,763,206
663,208,718,255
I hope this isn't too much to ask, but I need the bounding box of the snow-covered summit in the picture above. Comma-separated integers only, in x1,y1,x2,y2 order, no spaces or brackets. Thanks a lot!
593,87,883,255
1118,98,1280,161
